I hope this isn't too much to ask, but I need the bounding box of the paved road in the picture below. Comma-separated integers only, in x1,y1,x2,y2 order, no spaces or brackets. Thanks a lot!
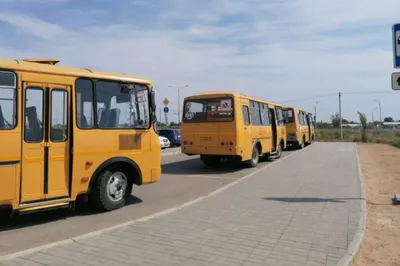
0,142,363,266
0,148,293,256
162,147,181,156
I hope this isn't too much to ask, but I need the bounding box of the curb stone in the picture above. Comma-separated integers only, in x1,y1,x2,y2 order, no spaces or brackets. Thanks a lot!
337,143,367,266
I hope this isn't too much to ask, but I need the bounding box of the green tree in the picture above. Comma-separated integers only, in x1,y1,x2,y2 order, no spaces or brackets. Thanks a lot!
358,111,367,142
384,117,394,122
330,112,349,127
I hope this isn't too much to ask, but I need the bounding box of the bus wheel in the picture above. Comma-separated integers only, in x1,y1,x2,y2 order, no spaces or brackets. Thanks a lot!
298,137,305,149
92,168,132,211
276,142,283,159
248,145,260,167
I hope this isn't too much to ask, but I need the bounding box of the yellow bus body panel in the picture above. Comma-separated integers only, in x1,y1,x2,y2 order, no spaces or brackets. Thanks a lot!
0,58,161,212
181,92,286,161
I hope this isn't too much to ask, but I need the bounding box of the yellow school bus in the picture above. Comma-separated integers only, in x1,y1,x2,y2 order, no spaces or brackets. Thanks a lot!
282,106,314,149
0,58,161,215
181,91,286,167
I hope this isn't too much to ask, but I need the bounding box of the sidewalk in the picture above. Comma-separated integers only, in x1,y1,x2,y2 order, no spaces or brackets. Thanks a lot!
0,143,363,266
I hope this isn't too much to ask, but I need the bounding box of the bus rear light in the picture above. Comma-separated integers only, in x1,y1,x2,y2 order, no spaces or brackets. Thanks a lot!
221,141,233,146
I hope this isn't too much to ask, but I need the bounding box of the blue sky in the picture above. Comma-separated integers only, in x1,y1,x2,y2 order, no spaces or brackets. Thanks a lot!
0,0,399,122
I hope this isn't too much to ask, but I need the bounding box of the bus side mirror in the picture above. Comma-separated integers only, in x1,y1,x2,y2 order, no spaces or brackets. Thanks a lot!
150,90,157,123
151,90,156,111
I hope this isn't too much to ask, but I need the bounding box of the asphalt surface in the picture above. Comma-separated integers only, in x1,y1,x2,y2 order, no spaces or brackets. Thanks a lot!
0,147,294,256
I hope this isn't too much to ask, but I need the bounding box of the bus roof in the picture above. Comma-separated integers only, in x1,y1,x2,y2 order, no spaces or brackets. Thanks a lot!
283,105,311,114
187,91,283,106
0,58,152,85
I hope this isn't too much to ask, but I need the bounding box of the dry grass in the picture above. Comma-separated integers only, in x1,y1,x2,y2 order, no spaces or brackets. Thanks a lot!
352,143,400,266
316,128,400,149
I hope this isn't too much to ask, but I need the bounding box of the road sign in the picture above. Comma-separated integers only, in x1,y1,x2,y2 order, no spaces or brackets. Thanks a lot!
163,106,169,113
393,23,400,68
163,98,169,106
391,72,400,90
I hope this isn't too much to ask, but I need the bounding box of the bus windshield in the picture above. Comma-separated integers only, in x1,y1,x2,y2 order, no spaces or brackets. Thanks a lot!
283,108,295,124
183,97,234,123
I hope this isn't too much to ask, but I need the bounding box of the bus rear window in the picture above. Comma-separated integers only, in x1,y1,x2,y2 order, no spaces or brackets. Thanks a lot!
283,109,295,124
183,97,233,122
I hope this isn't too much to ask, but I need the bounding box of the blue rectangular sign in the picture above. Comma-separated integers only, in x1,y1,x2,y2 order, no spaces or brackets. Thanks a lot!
393,23,400,68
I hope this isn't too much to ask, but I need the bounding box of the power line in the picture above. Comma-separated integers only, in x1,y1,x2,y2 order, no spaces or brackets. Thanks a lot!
282,90,397,103
281,93,337,103
342,91,396,95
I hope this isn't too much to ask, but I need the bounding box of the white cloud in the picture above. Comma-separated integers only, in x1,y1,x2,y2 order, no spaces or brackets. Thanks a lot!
0,0,399,121
0,12,65,40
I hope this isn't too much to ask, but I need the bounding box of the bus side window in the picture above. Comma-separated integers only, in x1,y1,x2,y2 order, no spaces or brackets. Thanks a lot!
0,71,17,129
242,106,250,125
0,106,5,128
75,78,94,129
250,101,261,126
260,104,270,125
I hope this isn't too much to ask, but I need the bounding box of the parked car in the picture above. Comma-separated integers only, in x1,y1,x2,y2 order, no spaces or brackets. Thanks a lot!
158,129,181,147
159,136,170,149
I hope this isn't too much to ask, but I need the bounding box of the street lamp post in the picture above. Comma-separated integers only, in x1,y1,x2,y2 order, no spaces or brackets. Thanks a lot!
372,99,382,122
314,101,319,132
168,85,188,124
372,107,378,123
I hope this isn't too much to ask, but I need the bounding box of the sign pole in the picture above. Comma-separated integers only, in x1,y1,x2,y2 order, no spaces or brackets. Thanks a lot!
163,98,170,126
392,23,400,91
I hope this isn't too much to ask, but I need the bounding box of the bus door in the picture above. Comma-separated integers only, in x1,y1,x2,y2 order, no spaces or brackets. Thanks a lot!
240,99,252,160
306,113,311,141
269,107,278,151
20,82,71,204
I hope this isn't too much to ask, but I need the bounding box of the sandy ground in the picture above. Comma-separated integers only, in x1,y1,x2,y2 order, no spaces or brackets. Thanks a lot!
353,143,400,266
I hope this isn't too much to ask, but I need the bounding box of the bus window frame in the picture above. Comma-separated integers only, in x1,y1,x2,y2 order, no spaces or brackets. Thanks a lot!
283,108,295,124
0,69,18,130
182,97,235,123
24,86,45,143
275,106,285,126
50,88,69,143
75,77,152,130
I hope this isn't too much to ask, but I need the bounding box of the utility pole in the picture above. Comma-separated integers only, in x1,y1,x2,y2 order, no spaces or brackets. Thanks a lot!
372,107,378,124
373,99,382,122
159,109,162,124
338,92,343,139
314,101,318,133
168,85,188,125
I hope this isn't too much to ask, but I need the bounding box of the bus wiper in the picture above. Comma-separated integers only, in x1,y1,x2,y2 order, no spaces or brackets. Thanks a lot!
3,117,11,128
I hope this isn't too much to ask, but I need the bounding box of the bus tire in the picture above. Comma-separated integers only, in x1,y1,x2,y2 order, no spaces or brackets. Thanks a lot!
298,137,305,149
91,167,132,211
276,141,283,159
248,145,260,167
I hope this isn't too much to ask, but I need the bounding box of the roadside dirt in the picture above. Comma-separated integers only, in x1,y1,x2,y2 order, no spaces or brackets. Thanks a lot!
353,143,400,266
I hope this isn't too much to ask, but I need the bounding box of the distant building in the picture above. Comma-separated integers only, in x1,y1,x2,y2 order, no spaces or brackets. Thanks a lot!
342,123,362,128
382,122,400,129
